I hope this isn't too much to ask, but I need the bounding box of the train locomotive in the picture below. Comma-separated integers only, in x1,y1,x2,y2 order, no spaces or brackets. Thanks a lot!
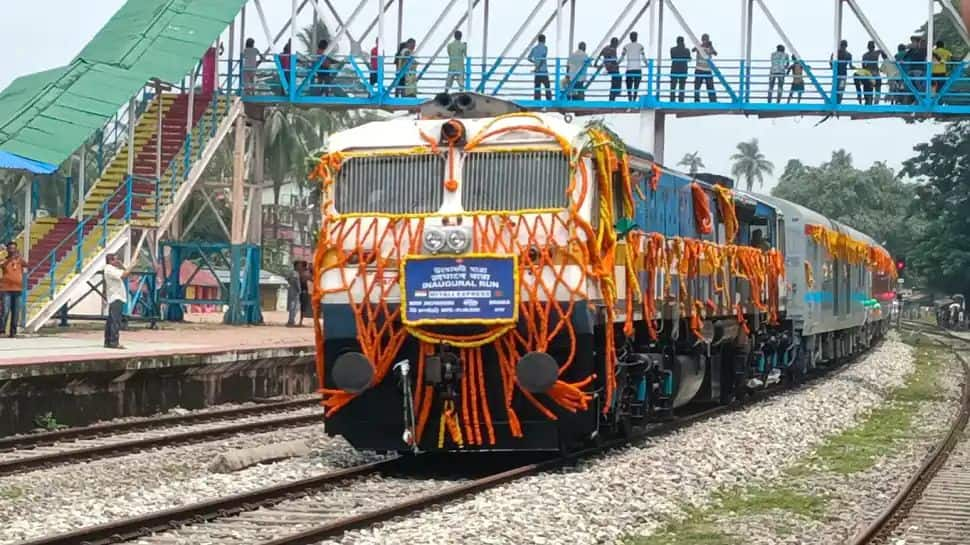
308,93,895,453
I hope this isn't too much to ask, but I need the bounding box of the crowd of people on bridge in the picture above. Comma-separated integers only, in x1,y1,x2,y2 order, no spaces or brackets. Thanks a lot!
241,27,958,106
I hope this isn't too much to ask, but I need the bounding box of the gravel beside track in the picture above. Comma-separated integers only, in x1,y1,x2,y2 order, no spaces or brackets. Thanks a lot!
0,425,383,544
701,345,965,545
330,335,915,545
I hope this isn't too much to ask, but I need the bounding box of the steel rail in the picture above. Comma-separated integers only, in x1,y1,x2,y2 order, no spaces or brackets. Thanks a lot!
847,335,970,545
0,411,322,476
0,398,319,451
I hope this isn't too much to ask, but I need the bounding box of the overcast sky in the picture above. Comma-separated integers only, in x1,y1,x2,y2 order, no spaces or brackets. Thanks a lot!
0,0,946,190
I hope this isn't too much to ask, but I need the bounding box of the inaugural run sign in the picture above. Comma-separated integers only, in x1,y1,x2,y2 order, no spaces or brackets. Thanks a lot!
401,255,518,326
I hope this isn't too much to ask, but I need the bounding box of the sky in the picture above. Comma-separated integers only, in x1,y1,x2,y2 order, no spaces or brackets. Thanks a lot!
0,0,947,191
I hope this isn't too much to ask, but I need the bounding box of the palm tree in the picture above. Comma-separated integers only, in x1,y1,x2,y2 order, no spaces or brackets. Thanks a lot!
730,139,774,193
678,152,705,176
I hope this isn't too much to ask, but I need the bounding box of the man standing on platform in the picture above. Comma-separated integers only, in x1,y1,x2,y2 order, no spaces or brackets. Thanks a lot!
103,254,131,349
0,242,25,337
446,31,467,91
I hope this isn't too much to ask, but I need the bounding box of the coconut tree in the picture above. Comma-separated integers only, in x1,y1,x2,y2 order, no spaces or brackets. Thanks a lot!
730,139,774,192
678,152,705,176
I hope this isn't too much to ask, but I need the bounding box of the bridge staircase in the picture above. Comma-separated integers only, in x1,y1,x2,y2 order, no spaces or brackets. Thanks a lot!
22,90,243,332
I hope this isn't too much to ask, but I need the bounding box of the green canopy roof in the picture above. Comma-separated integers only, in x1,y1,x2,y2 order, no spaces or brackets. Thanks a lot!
0,0,245,167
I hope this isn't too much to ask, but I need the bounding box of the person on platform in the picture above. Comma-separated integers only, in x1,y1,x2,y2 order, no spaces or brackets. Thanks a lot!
279,40,293,96
299,261,313,327
884,45,905,104
369,40,380,86
287,261,304,327
446,31,467,91
596,37,622,101
692,33,718,102
932,40,952,94
315,39,335,96
394,38,418,97
528,34,552,100
768,44,790,103
103,253,132,349
832,40,853,104
619,31,647,102
566,42,590,100
853,65,874,105
0,242,25,337
669,36,691,102
787,56,805,103
242,38,265,94
862,41,883,104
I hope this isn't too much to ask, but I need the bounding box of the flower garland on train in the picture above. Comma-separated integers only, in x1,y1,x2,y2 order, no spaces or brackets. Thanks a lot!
308,117,785,448
804,224,897,278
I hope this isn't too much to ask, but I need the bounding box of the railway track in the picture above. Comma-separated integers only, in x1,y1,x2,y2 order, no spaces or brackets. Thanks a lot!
848,328,970,545
0,398,323,476
17,353,865,545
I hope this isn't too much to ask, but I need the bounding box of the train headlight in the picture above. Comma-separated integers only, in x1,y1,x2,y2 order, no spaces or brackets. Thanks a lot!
445,229,470,253
424,228,445,253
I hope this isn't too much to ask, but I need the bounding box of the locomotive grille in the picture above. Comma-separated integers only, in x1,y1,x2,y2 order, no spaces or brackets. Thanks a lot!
461,151,570,211
335,154,445,214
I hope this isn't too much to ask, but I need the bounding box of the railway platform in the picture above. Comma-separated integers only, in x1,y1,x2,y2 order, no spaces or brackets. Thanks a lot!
0,319,318,437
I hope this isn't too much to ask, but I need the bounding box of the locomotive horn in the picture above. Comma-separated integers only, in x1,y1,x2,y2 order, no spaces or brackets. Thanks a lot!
515,351,559,393
433,92,453,109
332,352,375,393
454,93,475,111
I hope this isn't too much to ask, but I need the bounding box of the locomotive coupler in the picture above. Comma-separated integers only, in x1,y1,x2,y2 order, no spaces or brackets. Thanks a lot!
424,344,463,401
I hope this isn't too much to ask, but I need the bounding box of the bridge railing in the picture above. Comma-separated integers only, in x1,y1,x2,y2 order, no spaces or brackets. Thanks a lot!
234,54,970,112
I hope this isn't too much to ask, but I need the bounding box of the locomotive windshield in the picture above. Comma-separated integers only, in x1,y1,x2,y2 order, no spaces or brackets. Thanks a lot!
334,153,445,214
461,150,570,212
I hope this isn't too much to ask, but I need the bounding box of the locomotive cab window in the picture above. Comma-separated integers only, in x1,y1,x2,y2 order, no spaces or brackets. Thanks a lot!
335,154,446,214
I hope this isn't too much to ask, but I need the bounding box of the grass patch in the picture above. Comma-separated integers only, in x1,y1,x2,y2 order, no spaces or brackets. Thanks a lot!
810,345,943,474
716,485,828,519
0,485,24,499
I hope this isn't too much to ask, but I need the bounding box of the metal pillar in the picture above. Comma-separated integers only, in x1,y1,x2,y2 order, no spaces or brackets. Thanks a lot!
568,0,576,52
834,0,843,54
291,0,299,50
482,0,489,73
227,113,248,324
378,0,385,54
77,146,86,219
126,97,136,178
155,81,163,183
555,0,563,60
22,180,31,262
927,0,935,63
467,0,474,45
397,0,403,48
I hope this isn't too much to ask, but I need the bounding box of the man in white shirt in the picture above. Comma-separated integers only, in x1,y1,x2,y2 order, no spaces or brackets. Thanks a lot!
103,254,131,349
692,33,718,102
566,42,590,100
619,32,647,102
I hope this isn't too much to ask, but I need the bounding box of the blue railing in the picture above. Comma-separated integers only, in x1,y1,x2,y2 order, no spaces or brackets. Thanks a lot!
24,175,155,307
236,54,970,115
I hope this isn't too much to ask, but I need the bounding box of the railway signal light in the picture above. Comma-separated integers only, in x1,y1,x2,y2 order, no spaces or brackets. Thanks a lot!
896,256,906,274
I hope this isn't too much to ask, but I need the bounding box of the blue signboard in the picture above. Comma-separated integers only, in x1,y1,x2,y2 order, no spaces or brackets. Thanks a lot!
401,255,518,325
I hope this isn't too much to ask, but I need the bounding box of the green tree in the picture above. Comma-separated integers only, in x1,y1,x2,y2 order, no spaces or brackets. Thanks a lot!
678,151,705,176
771,149,920,262
901,122,970,296
730,139,774,193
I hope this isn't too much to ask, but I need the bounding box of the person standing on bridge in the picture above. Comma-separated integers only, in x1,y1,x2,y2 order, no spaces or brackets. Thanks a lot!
619,32,647,102
528,34,552,101
0,241,26,337
103,253,132,349
669,37,691,102
370,40,380,86
242,38,265,94
767,44,789,103
692,34,718,103
446,31,467,91
832,40,853,104
566,42,590,100
932,40,952,95
596,38,622,101
787,56,805,103
862,41,884,104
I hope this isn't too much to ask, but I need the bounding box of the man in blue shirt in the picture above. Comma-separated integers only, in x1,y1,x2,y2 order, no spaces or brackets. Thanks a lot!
768,44,790,103
528,34,552,100
669,37,691,102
